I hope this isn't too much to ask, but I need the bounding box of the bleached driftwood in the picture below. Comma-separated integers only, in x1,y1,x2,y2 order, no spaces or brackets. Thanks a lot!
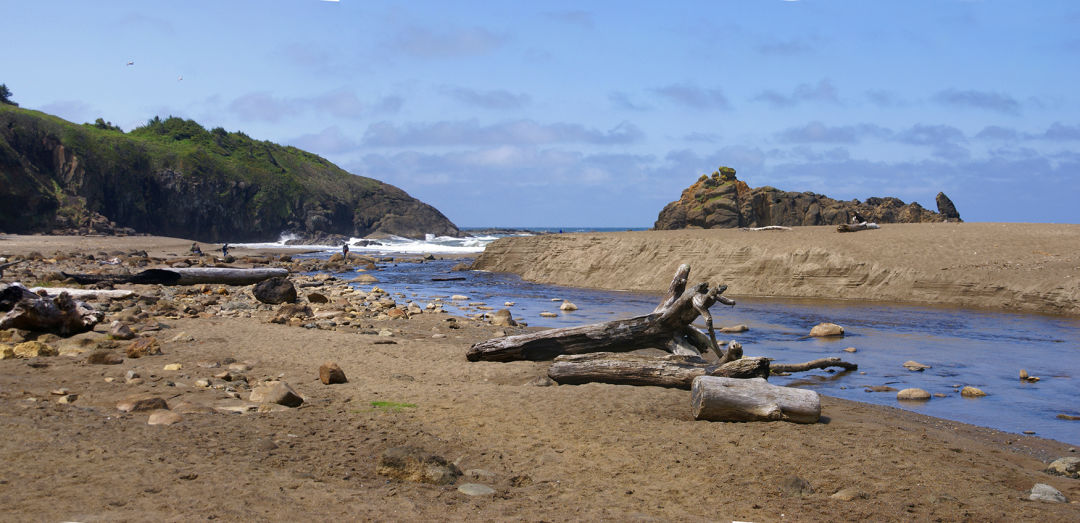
547,352,769,388
466,264,735,362
691,376,820,423
63,267,288,286
29,287,134,299
740,226,792,231
0,283,103,334
837,222,880,233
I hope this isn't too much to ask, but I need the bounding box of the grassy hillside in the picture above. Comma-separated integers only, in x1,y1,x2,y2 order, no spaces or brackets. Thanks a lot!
0,105,459,241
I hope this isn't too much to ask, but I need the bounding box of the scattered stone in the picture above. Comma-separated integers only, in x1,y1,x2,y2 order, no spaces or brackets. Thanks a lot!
212,399,260,414
431,334,447,339
842,347,857,353
117,395,169,412
1020,369,1029,380
1057,414,1080,421
350,274,378,284
319,362,347,385
13,341,57,358
377,329,394,337
250,381,304,408
809,323,844,337
307,292,329,304
1028,483,1067,503
147,410,183,425
933,393,948,398
0,344,13,360
194,379,211,388
1045,457,1080,479
50,388,70,395
465,469,496,481
559,301,578,311
252,277,297,304
829,487,867,501
271,303,313,324
527,376,556,387
458,483,496,496
451,295,469,301
780,475,814,497
897,388,931,401
213,370,233,381
86,350,123,365
386,308,408,319
489,309,517,327
903,360,931,371
960,386,987,398
504,301,515,306
864,385,897,392
719,324,749,333
539,312,558,318
125,337,162,358
163,363,182,371
375,446,461,485
57,394,79,404
107,321,136,340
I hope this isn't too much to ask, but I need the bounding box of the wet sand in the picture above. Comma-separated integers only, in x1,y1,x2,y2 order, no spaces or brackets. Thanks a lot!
0,233,1078,520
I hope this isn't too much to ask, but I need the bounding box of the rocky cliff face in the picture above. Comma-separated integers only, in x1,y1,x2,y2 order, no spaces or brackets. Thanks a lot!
0,107,460,241
654,167,960,230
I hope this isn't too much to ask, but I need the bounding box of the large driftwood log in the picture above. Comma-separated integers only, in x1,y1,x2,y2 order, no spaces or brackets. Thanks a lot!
63,267,288,286
548,352,769,388
691,376,821,423
467,264,735,362
0,283,104,334
770,357,857,374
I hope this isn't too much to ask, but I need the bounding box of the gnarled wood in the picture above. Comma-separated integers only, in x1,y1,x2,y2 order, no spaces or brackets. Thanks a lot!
0,283,103,334
770,357,858,373
548,353,769,388
691,376,820,423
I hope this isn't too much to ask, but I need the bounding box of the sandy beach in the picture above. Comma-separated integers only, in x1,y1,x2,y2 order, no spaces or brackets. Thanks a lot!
1,232,1078,521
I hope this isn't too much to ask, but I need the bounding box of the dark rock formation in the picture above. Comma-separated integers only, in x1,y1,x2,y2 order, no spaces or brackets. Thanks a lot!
0,106,460,241
936,192,961,222
655,167,959,230
252,277,297,305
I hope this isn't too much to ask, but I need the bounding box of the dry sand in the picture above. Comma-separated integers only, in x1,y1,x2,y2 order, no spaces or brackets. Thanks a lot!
474,222,1080,316
0,233,1078,521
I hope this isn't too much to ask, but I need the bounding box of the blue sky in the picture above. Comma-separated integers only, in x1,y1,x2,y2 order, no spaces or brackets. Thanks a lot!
3,0,1079,226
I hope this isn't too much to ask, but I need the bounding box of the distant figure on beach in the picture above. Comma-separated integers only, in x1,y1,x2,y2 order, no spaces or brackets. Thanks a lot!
850,211,866,224
342,243,349,259
190,243,202,255
222,243,229,257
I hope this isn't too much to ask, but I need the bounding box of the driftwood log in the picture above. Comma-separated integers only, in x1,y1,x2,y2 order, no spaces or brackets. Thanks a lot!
548,352,769,388
837,222,880,233
0,283,104,334
770,357,858,374
467,264,736,362
691,376,821,423
63,267,288,286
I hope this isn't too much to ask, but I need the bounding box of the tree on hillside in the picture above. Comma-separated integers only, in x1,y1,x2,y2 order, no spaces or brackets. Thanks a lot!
0,84,17,106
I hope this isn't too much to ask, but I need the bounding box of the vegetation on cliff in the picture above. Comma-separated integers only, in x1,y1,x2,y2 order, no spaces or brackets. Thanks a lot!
0,104,459,241
654,166,960,230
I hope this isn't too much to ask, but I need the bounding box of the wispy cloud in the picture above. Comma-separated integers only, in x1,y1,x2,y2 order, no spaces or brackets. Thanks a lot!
756,36,821,56
777,122,891,144
974,125,1019,141
227,92,298,123
544,10,594,29
440,86,530,110
932,88,1021,115
865,89,906,108
895,123,969,160
391,26,508,59
753,79,839,108
1041,122,1080,140
651,84,730,110
362,119,644,147
226,89,401,122
608,91,652,111
38,100,96,125
289,126,358,155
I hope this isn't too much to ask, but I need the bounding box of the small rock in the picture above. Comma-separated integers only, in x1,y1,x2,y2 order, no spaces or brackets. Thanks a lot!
50,388,70,395
539,312,558,318
250,381,304,408
1028,483,1067,503
307,292,329,304
829,487,866,501
256,438,278,451
432,334,447,339
253,277,297,304
377,329,394,337
125,337,162,358
386,308,408,319
13,341,57,358
960,386,987,397
897,388,931,401
451,295,469,301
780,475,814,497
163,363,182,371
489,309,517,327
503,301,515,306
465,469,496,481
1019,369,1029,380
194,379,211,388
376,446,461,485
842,347,857,353
107,321,136,340
350,274,378,284
809,323,844,337
1045,457,1080,479
57,394,79,404
458,483,496,496
147,410,183,425
117,395,169,412
319,362,347,385
559,301,578,311
864,385,897,393
902,360,931,371
719,324,749,333
86,350,123,365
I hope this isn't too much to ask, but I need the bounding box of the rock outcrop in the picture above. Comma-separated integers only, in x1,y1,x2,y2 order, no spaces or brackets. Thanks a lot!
654,167,959,230
0,106,460,241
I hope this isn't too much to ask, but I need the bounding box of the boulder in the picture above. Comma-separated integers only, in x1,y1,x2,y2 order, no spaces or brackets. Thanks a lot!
1045,457,1080,479
319,362,347,385
489,309,517,327
376,446,461,485
809,323,844,337
252,277,297,304
897,388,931,401
559,301,578,311
250,381,304,407
960,386,987,398
936,192,961,222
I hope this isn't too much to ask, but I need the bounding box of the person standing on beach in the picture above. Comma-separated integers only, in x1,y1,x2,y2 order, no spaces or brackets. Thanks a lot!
222,243,229,257
342,242,349,260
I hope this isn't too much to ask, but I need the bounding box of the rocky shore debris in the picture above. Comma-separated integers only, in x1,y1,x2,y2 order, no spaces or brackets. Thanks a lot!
376,446,461,485
250,381,304,408
1045,457,1080,479
1,282,103,334
809,322,845,337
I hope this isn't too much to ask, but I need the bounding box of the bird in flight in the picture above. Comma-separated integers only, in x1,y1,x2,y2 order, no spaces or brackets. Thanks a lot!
126,60,134,66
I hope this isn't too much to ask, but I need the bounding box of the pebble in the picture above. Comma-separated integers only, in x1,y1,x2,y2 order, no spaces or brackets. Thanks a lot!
431,334,447,339
719,324,749,333
1028,483,1067,503
86,350,123,365
250,381,304,408
147,410,183,425
458,483,496,496
116,395,168,412
504,301,515,306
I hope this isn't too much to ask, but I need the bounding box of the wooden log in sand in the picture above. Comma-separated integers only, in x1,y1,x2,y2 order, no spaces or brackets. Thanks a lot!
63,267,288,286
691,376,820,423
466,264,736,362
548,352,769,388
0,283,103,334
770,357,857,373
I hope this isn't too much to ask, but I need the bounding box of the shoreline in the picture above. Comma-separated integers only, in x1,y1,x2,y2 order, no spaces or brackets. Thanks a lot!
472,222,1080,317
1,233,1078,519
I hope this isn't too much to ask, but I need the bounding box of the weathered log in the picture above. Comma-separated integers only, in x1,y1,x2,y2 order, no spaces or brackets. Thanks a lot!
0,283,103,334
691,376,820,423
466,264,735,362
548,352,769,388
837,222,880,233
63,267,288,286
29,287,135,299
770,357,857,373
